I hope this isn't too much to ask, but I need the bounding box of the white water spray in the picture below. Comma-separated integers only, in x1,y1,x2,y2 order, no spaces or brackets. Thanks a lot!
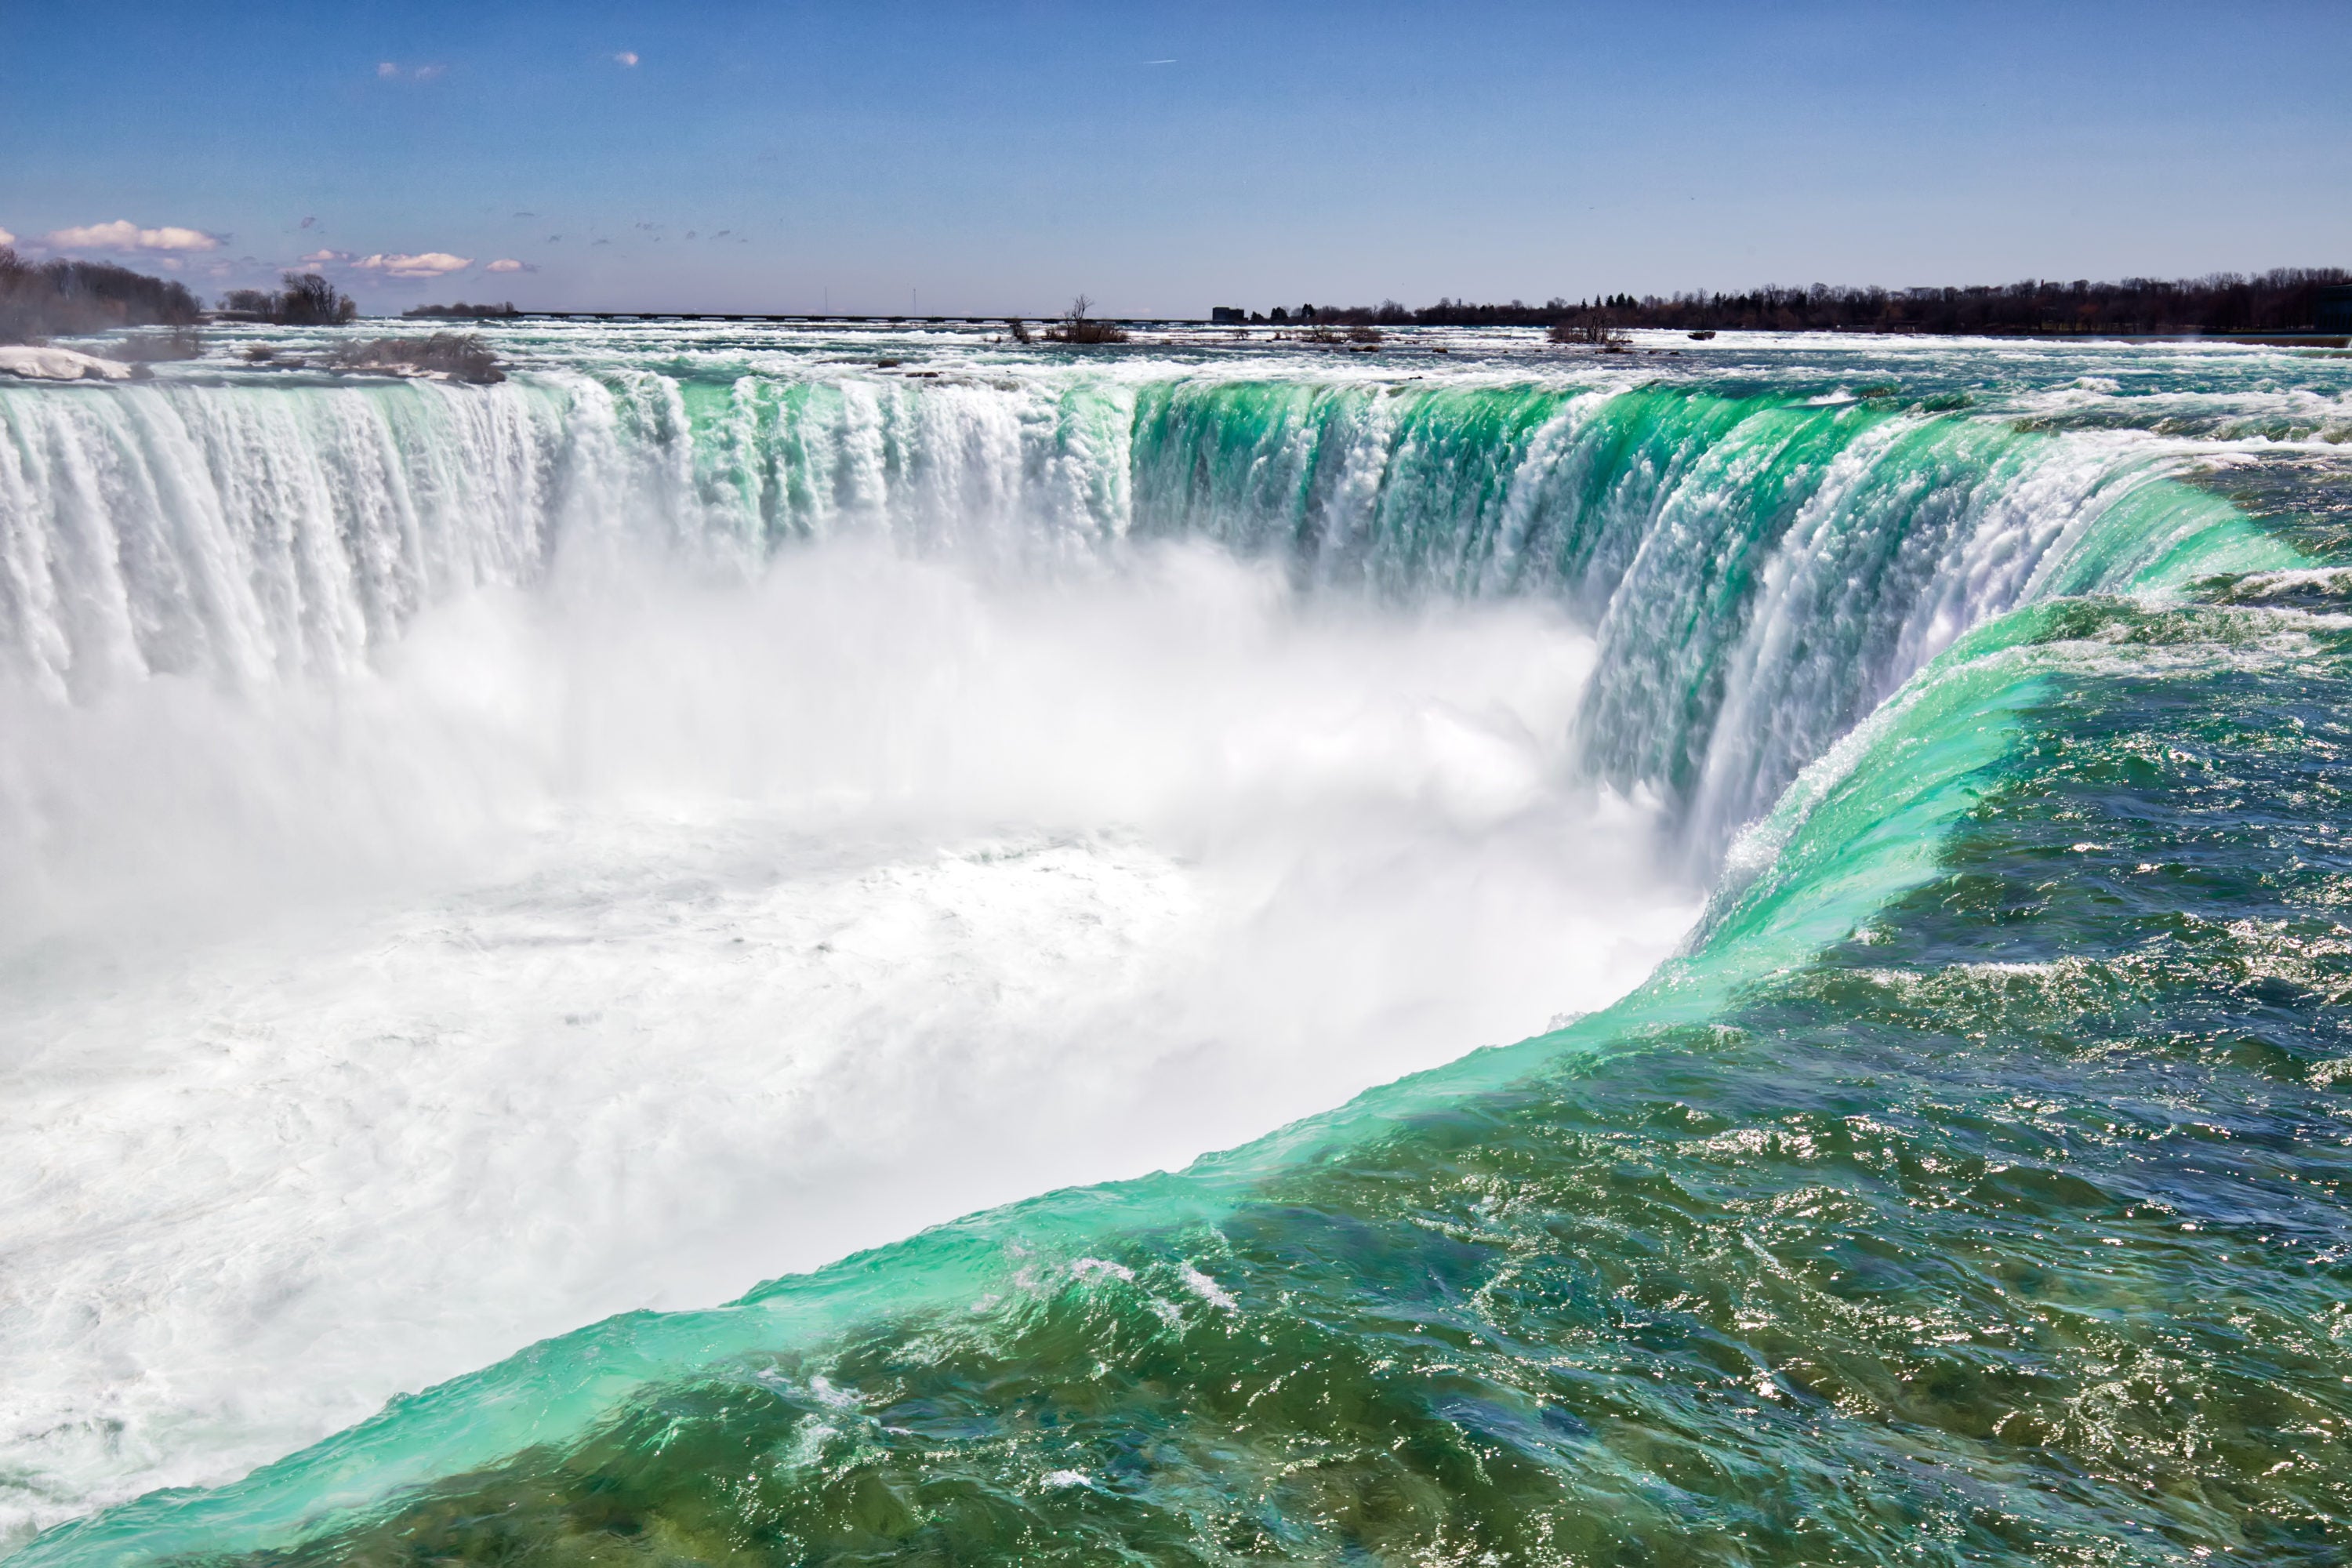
0,532,1695,1540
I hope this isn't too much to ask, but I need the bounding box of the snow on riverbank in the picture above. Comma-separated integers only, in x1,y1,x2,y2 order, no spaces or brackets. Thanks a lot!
0,346,137,382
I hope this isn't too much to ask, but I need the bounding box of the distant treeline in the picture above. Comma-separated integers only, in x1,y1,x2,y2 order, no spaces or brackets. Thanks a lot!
1280,269,2352,336
220,273,361,326
0,248,202,343
404,301,520,319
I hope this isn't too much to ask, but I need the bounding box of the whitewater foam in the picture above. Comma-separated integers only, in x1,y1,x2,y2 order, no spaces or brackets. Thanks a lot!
0,541,1696,1540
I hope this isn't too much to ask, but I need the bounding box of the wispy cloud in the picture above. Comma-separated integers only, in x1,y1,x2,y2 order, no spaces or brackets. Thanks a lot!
299,249,354,266
613,51,639,67
356,251,472,278
485,258,536,274
0,227,14,247
299,215,318,230
376,61,446,82
42,220,222,253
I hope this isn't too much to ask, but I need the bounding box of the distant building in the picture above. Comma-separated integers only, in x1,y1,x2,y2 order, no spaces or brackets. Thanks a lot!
2319,285,2352,334
1210,306,1247,325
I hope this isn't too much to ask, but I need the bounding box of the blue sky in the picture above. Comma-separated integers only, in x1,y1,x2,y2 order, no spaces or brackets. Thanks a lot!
3,0,2347,316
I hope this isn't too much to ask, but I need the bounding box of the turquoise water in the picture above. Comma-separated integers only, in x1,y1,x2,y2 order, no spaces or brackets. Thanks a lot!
3,325,2348,1563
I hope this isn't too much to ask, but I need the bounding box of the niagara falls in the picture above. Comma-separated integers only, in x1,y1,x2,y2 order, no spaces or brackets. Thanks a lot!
5,3,2350,1564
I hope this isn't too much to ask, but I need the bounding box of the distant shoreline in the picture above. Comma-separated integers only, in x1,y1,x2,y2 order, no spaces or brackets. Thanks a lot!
184,310,2352,351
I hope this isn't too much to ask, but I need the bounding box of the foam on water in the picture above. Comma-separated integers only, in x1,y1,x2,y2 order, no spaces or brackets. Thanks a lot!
0,539,1695,1538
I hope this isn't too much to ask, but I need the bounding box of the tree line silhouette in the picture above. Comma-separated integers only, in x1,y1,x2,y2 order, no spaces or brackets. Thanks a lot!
220,273,360,326
1293,269,2351,336
0,248,201,343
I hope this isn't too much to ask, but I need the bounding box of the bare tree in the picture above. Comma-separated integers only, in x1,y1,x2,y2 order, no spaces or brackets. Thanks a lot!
274,272,358,325
1549,318,1629,351
1047,295,1128,344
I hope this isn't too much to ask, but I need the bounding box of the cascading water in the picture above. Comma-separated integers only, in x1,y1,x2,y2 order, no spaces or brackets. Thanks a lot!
2,354,2270,836
2,325,2344,1566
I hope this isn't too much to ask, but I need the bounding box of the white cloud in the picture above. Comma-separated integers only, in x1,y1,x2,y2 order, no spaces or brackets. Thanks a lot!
299,249,354,266
377,61,445,81
613,51,639,66
42,220,222,253
356,252,473,278
484,258,535,273
0,228,14,247
378,61,399,77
